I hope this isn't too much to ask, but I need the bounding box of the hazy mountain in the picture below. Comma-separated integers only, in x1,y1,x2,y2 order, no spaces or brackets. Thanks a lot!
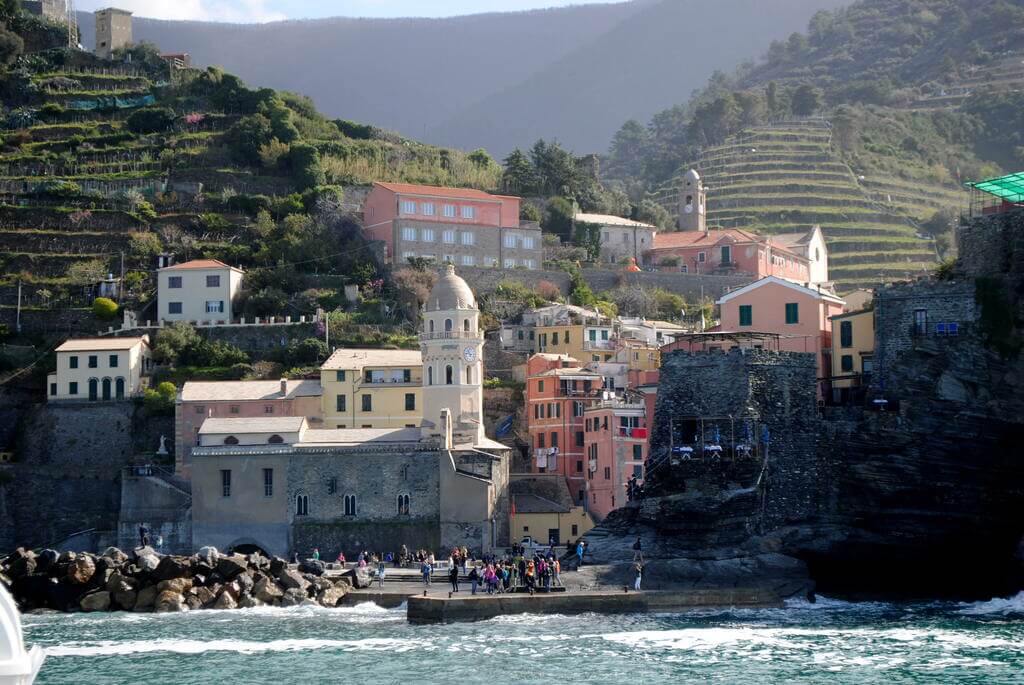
77,0,845,154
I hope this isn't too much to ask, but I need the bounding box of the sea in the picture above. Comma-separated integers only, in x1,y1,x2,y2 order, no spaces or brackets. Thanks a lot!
22,592,1024,684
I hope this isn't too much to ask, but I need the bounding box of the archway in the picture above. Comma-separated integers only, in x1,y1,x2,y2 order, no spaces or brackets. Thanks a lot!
88,378,98,401
101,377,112,401
227,538,271,558
115,377,125,399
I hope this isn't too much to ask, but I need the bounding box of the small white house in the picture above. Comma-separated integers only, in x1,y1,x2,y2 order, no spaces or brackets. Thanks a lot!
48,335,152,402
157,259,244,324
574,212,658,265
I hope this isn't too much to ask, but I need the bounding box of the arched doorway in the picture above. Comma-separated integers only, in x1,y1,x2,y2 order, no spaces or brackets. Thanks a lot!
88,378,98,401
227,539,271,557
101,377,112,401
115,377,125,399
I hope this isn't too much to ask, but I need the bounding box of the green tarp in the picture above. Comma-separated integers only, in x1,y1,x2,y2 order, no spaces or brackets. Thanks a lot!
967,172,1024,203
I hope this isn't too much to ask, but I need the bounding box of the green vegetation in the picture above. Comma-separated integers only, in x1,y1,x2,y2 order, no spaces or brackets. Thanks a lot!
975,276,1021,358
143,381,177,415
91,296,118,320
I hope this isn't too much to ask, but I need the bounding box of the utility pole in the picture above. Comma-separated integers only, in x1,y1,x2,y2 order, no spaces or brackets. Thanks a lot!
15,280,22,333
119,251,125,300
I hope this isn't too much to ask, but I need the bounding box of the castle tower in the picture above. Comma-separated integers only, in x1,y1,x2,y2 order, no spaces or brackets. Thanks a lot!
679,168,706,232
95,7,132,60
420,264,484,446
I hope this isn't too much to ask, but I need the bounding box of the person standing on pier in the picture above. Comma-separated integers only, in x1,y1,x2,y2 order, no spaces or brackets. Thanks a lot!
576,540,585,568
468,565,480,594
633,560,644,591
421,559,432,587
377,558,386,588
449,563,460,593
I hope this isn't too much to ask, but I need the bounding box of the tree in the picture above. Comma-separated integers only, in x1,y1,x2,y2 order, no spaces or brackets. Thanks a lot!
144,382,177,414
126,107,176,134
634,199,672,231
92,297,118,320
467,148,496,169
288,143,326,190
224,114,274,165
573,221,602,263
153,322,203,365
607,119,650,179
502,148,536,194
791,84,823,116
0,22,23,67
542,196,575,241
520,203,542,223
530,140,580,197
258,138,290,169
65,259,108,285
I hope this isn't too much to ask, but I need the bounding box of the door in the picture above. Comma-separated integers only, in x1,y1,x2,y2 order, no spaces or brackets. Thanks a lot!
115,377,125,399
101,378,112,401
88,378,98,401
548,529,560,546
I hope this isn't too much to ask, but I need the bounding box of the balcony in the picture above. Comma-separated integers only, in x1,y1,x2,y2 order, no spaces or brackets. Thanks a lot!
419,330,480,342
583,339,616,351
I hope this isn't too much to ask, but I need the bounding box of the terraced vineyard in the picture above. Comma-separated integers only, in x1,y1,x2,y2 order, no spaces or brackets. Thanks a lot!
652,119,960,292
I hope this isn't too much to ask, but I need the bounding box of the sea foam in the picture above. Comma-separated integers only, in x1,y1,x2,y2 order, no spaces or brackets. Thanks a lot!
958,591,1024,616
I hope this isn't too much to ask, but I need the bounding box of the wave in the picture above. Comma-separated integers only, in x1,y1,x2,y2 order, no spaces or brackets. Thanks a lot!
957,591,1024,616
45,635,429,657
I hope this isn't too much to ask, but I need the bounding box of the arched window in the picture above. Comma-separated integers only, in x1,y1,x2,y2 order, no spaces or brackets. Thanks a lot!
224,436,239,445
444,318,453,332
815,247,821,261
295,494,309,516
463,318,470,332
268,434,284,444
466,366,472,384
427,366,433,385
401,464,409,481
344,494,357,516
445,365,453,385
397,494,410,516
429,319,434,333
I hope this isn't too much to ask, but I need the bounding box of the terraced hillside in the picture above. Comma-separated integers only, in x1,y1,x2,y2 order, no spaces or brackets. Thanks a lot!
653,119,953,292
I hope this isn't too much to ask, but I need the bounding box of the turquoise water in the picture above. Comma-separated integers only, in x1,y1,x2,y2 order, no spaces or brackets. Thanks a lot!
23,593,1024,684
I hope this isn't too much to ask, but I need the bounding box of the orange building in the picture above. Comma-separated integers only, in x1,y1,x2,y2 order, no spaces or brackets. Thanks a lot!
646,228,811,283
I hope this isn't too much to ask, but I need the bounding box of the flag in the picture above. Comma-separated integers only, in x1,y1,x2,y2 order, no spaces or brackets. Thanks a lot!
510,496,516,519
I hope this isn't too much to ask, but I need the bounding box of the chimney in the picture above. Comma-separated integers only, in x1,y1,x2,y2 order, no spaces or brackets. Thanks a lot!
280,378,288,397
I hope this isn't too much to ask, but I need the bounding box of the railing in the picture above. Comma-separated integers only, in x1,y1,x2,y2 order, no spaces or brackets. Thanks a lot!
419,331,480,341
583,339,616,351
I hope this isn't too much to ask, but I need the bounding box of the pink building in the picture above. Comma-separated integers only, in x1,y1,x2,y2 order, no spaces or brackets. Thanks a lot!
645,228,811,283
582,398,648,520
714,276,845,382
362,182,541,269
175,379,322,477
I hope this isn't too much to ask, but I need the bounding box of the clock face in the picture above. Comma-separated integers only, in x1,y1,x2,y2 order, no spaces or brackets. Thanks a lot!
684,204,694,214
463,347,477,363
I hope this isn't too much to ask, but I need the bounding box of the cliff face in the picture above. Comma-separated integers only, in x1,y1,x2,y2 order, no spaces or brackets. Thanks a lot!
586,210,1024,599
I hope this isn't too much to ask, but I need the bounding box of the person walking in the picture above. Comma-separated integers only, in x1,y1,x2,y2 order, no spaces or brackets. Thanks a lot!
468,565,480,595
553,558,562,587
421,559,432,587
576,540,585,568
377,558,386,588
312,547,320,561
632,536,643,562
138,525,149,548
449,564,460,593
633,560,644,591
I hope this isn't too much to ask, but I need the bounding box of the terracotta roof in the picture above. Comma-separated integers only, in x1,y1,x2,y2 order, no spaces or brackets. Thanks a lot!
651,229,804,259
181,379,322,402
298,427,422,446
373,182,516,202
575,212,657,229
55,336,149,352
717,276,845,306
199,416,306,435
159,259,243,272
534,367,602,378
321,348,422,370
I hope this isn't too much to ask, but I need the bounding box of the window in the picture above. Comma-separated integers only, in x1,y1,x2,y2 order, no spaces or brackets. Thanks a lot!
633,464,643,478
295,494,309,516
221,469,231,497
229,405,240,414
405,393,416,411
523,259,535,269
840,354,854,373
575,431,584,447
564,331,570,343
721,245,732,264
573,401,584,417
443,204,456,218
445,365,453,385
461,205,475,219
401,200,417,214
461,254,475,266
578,490,585,504
422,203,435,216
206,301,224,314
523,236,535,250
69,382,78,395
268,434,284,444
265,405,274,414
840,320,853,348
263,468,274,497
223,435,238,445
428,367,433,385
206,275,220,287
168,302,183,314
168,276,182,289
443,230,456,244
604,466,611,480
50,383,57,396
504,258,515,268
785,302,799,324
421,228,435,242
362,394,372,411
552,332,559,346
633,444,643,460
443,254,455,264
485,256,498,267
109,354,119,367
913,309,927,335
195,405,205,415
69,356,79,369
336,394,346,412
86,355,97,369
572,524,579,536
576,459,584,473
445,318,453,332
537,433,545,448
550,432,558,449
739,305,752,327
397,494,410,515
402,251,416,262
336,370,346,382
698,252,706,263
402,228,417,242
538,380,544,392
344,494,357,516
461,232,475,246
466,366,473,384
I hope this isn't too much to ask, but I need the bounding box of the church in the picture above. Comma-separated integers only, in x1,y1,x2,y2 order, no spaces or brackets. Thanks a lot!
189,265,512,558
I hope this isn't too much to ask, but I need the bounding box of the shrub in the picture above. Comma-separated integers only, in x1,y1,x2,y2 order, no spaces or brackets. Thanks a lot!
143,381,177,414
536,280,562,302
288,142,326,190
92,297,119,320
334,119,376,140
126,107,176,134
520,203,542,223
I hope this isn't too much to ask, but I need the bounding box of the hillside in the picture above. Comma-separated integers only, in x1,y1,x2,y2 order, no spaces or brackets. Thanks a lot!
603,0,1024,291
77,0,846,155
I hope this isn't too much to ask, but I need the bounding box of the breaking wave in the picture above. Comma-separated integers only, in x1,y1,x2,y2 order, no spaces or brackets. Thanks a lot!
958,591,1024,616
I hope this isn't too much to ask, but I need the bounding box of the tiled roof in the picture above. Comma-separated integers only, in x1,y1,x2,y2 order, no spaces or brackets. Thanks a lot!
181,379,321,402
55,336,149,352
374,182,516,202
575,212,657,229
513,494,571,514
535,367,602,378
652,229,804,258
159,259,243,272
298,427,422,446
321,348,422,370
199,416,306,434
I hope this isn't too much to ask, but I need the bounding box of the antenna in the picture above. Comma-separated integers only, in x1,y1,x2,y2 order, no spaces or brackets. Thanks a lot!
66,0,79,50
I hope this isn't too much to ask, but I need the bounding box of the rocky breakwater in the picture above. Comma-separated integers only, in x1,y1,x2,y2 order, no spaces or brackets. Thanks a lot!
0,546,366,613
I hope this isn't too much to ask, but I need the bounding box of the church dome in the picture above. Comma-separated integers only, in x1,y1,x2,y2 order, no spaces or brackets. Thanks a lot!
427,264,476,311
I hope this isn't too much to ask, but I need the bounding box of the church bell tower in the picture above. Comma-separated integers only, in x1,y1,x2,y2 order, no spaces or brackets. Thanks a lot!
679,168,706,232
420,264,485,446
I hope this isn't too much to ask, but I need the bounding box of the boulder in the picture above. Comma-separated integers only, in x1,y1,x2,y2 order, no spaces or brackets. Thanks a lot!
213,591,237,610
57,551,77,564
269,556,288,578
278,569,310,593
67,556,96,584
196,546,219,567
279,588,307,607
352,567,375,589
80,591,111,612
113,589,137,610
154,591,187,613
156,577,193,595
7,550,37,579
334,577,353,590
105,572,137,594
235,571,255,596
216,554,248,579
133,585,158,611
310,577,333,594
253,577,283,604
184,594,204,611
190,586,215,607
102,547,129,566
248,554,269,572
298,559,326,576
317,585,347,608
137,554,160,573
222,581,242,601
237,595,262,609
35,549,59,575
132,545,158,560
153,556,192,581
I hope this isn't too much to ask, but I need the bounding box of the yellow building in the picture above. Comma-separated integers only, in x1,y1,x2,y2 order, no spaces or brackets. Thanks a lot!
617,340,661,371
510,494,595,547
536,322,617,363
830,308,875,396
47,336,152,402
320,349,423,429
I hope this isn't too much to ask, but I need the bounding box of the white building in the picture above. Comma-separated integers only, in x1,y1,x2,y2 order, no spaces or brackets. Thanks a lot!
574,212,658,265
157,259,244,324
47,336,152,402
618,318,689,347
773,225,830,286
